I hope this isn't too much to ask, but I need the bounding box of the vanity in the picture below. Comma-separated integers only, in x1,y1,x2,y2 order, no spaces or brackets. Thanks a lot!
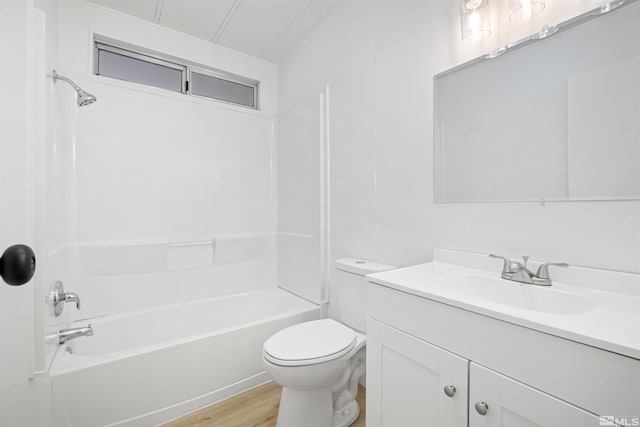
365,249,640,427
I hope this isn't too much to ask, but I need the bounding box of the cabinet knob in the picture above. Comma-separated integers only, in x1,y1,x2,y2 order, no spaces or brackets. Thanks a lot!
475,401,489,416
443,385,456,397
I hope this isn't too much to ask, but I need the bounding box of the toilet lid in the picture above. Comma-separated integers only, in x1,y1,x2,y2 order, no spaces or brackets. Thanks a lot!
263,319,356,366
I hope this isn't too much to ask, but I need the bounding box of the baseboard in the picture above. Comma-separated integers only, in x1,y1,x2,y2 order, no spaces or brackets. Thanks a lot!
107,372,271,427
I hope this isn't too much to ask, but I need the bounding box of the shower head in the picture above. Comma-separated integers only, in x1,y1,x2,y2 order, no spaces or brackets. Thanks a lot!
76,89,97,107
52,70,97,107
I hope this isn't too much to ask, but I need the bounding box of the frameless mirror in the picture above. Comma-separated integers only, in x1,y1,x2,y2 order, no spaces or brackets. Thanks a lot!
435,1,640,203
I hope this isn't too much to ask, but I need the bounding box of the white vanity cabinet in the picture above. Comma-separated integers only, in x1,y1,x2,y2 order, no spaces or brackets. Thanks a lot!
367,318,468,427
366,279,640,427
469,363,600,427
366,317,600,427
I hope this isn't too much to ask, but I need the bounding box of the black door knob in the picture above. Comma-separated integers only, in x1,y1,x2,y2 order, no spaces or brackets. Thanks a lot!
0,244,36,286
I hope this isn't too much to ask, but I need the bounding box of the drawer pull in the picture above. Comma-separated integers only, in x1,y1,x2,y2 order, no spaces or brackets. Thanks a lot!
475,401,489,415
443,385,456,397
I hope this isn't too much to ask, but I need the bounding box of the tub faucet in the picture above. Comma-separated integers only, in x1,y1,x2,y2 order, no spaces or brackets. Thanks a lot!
50,281,82,317
490,254,568,286
63,291,81,310
59,325,93,345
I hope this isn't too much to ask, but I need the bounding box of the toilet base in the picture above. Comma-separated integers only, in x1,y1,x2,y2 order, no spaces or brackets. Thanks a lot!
333,400,359,427
276,387,334,427
275,387,361,427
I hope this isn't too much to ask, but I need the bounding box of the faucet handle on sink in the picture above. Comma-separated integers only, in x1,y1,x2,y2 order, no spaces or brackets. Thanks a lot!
489,254,518,273
535,262,569,280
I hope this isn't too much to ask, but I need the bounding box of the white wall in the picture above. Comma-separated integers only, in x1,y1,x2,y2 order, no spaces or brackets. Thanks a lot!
38,0,279,360
278,0,640,325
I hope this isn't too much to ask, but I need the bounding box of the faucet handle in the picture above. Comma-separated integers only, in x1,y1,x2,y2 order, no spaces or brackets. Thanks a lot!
489,254,517,273
63,291,81,310
535,262,569,279
50,281,81,317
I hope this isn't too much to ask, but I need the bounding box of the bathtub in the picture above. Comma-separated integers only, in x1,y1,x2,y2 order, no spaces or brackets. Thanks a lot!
50,288,320,427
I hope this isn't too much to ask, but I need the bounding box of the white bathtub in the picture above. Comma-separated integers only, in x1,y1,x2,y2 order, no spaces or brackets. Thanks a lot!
50,288,320,426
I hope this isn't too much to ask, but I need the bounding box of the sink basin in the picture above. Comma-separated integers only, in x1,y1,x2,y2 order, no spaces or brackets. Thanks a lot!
366,251,639,359
436,274,597,315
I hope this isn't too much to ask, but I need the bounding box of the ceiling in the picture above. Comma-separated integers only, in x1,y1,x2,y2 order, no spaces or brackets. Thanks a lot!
87,0,345,63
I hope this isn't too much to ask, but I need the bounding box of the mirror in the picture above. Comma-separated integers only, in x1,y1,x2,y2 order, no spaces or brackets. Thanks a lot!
435,1,640,203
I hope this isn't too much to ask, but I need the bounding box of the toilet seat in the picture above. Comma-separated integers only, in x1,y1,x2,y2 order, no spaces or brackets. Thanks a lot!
263,319,356,367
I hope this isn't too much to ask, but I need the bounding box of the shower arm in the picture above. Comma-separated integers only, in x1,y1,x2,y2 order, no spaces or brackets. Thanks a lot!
50,69,97,107
51,70,82,92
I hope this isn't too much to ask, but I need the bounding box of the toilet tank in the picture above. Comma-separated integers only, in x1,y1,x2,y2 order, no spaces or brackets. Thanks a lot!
334,258,396,333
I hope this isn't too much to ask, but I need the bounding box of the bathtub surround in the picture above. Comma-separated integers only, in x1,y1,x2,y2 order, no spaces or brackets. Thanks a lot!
37,1,296,424
37,0,279,368
277,87,334,306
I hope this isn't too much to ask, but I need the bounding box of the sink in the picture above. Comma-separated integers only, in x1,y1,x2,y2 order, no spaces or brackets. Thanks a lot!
436,274,597,315
366,250,639,359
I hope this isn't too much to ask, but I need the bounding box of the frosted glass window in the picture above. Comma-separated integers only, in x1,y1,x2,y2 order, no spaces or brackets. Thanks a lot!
191,71,257,108
93,37,260,110
96,48,184,93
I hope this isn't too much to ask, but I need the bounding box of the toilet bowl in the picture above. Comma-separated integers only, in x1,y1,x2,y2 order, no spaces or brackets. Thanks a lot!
263,258,396,427
263,319,366,427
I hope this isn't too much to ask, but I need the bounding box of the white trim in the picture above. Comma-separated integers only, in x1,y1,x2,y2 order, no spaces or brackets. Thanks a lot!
107,373,271,427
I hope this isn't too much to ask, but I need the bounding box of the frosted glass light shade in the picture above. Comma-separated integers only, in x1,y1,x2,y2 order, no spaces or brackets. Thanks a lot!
509,0,545,22
460,0,491,44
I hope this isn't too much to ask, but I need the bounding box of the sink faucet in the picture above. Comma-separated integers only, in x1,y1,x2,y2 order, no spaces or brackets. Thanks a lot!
59,325,93,345
489,254,568,286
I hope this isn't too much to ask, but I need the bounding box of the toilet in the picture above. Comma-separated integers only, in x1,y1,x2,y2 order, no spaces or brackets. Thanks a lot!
263,258,396,427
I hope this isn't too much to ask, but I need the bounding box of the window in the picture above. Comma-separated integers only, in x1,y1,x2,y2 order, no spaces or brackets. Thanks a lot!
94,37,259,109
190,70,257,109
95,44,185,93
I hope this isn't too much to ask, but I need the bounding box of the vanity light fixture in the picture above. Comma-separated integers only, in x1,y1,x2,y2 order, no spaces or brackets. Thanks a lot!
485,46,507,58
460,0,491,44
509,0,546,22
531,24,559,39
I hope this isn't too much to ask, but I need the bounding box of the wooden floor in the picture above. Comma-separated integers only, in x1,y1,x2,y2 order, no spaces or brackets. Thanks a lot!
163,382,366,427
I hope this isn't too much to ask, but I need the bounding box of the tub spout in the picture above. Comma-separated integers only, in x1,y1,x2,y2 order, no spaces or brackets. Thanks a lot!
59,324,93,345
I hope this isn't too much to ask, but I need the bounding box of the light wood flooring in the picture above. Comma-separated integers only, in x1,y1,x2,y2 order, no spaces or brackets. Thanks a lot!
163,382,366,427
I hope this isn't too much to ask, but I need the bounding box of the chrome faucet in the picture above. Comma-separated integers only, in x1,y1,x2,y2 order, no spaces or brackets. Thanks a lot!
50,281,82,317
489,254,568,286
59,325,93,345
62,291,81,310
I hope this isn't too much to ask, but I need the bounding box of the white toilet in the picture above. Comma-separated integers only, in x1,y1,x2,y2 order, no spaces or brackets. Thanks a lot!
263,258,396,427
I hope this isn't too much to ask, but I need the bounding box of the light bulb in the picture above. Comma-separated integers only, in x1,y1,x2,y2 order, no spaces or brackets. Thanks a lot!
509,0,545,22
460,0,491,44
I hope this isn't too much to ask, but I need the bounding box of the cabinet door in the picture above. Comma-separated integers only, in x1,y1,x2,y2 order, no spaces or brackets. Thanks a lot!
469,363,601,427
367,318,468,427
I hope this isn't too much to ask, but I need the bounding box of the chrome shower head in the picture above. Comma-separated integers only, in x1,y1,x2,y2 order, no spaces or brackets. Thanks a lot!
76,89,97,107
52,70,97,107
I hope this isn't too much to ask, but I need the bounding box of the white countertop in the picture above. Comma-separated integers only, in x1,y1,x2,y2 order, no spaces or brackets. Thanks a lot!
366,249,640,360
